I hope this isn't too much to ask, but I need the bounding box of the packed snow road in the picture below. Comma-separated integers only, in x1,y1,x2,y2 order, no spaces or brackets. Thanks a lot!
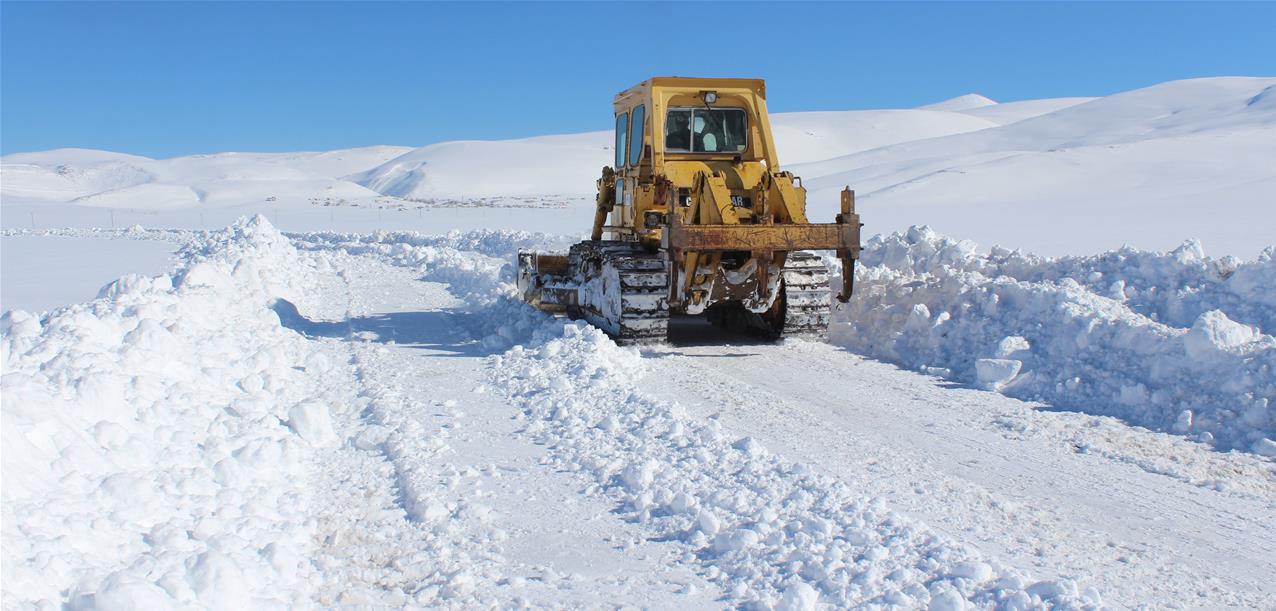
3,219,1274,609
283,251,724,607
646,330,1276,607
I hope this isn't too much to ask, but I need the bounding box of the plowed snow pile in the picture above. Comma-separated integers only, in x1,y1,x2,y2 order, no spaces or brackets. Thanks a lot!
483,317,1099,608
0,219,1103,608
2,216,339,607
835,226,1276,455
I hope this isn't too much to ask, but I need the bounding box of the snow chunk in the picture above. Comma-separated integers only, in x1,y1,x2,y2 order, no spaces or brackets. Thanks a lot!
92,574,175,610
178,261,234,290
186,550,250,609
950,560,993,582
778,581,818,611
712,528,760,554
697,510,721,537
1172,238,1206,264
1173,410,1193,433
975,359,1022,390
621,460,657,492
1183,310,1260,359
1252,438,1276,457
928,588,967,611
995,336,1031,358
288,402,337,446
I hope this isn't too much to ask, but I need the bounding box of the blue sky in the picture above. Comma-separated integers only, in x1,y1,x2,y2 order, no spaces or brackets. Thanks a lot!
3,1,1273,158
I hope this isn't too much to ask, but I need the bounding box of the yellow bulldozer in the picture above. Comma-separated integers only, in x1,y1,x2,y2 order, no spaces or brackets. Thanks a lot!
517,77,861,343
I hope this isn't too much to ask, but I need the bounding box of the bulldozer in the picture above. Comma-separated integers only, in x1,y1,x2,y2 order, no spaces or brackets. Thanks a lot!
517,77,861,343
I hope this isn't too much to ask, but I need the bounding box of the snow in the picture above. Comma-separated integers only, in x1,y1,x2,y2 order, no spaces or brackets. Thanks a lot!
795,77,1276,256
833,225,1276,452
0,233,179,312
768,109,998,165
921,93,998,112
1,146,410,209
646,335,1275,606
287,401,337,446
4,217,1274,607
348,132,609,200
485,319,1096,608
974,358,1023,390
958,97,1096,126
6,77,1271,255
4,74,1276,609
2,217,332,607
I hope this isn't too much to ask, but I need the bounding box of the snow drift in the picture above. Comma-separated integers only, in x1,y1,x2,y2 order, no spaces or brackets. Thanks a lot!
1,216,339,607
834,226,1276,455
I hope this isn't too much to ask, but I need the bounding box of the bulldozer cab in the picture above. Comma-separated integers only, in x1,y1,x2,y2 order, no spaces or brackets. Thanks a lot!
605,78,782,240
612,77,776,167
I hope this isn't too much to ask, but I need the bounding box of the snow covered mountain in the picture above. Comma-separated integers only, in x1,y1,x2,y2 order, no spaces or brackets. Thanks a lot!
4,77,1272,254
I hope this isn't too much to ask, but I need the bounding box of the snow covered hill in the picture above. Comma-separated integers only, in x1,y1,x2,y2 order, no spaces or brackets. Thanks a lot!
920,93,999,112
0,146,411,209
795,77,1276,256
4,76,1271,255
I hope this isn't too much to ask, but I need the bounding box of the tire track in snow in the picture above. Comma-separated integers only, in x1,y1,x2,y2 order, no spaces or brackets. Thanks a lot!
292,249,722,607
291,253,513,606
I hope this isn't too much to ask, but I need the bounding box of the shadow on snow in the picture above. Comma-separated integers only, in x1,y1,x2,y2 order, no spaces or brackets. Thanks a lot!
270,298,492,357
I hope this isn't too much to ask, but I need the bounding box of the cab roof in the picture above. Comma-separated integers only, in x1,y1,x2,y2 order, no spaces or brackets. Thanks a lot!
614,77,767,104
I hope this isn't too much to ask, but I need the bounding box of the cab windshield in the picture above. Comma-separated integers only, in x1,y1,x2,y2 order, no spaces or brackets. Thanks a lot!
665,108,747,153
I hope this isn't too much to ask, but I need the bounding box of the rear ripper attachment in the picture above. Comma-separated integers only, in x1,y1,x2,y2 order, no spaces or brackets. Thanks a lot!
516,77,862,345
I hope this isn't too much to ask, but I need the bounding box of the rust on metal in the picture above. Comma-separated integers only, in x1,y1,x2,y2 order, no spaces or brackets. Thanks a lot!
667,222,859,252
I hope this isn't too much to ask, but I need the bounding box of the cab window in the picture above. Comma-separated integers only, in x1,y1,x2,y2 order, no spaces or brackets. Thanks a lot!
665,108,747,153
628,105,645,166
614,112,628,167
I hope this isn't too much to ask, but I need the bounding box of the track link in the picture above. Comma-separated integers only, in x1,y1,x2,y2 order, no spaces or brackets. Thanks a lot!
568,241,669,344
778,252,833,338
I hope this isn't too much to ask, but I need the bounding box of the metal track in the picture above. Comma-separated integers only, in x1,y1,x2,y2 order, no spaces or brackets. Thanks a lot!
568,241,669,344
777,251,833,338
706,251,832,340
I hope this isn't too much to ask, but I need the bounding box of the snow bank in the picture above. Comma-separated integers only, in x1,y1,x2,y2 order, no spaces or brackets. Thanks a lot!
1,216,340,607
833,226,1276,454
483,310,1099,608
289,228,573,305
